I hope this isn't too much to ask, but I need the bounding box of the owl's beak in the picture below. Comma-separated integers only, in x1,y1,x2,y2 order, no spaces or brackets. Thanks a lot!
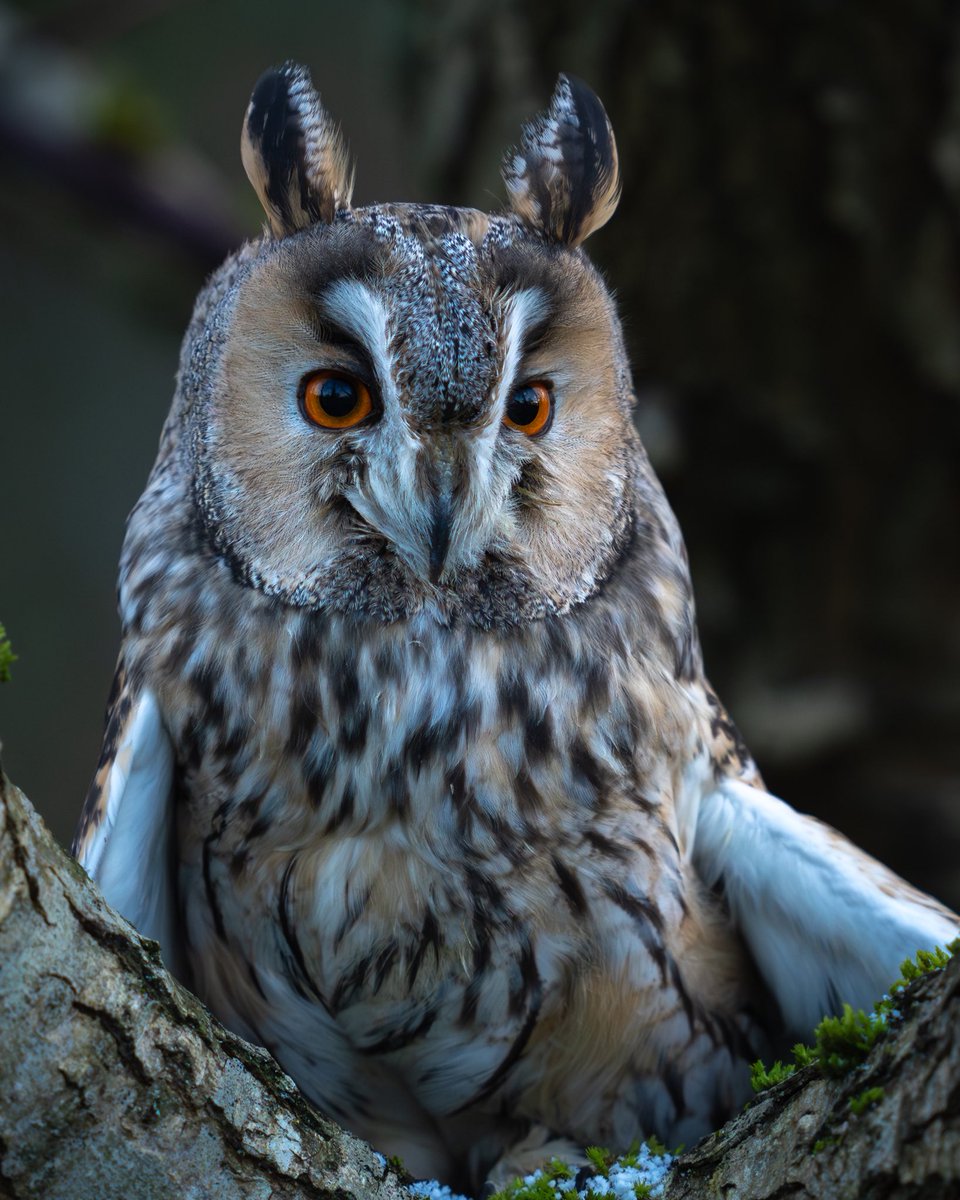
428,491,453,585
353,435,483,587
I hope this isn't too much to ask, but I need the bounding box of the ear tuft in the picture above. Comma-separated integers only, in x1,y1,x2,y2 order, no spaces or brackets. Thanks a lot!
241,62,353,237
502,74,620,247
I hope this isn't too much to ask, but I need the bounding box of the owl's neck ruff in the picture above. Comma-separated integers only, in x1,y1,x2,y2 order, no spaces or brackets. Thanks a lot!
193,497,639,630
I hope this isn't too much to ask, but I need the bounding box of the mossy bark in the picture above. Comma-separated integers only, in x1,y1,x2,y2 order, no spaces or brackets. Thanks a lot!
661,961,960,1198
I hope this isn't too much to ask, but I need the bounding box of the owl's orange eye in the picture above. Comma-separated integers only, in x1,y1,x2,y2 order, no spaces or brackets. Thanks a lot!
503,382,553,437
300,370,374,430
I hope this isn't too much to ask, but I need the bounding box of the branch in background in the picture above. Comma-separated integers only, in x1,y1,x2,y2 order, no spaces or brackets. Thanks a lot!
0,7,245,270
0,109,242,268
28,0,193,49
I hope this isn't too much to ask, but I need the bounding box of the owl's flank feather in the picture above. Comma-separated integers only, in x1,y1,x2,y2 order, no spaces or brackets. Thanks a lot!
73,63,958,1193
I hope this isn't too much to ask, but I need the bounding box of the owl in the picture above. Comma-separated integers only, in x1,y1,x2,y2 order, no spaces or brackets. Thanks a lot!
73,63,958,1192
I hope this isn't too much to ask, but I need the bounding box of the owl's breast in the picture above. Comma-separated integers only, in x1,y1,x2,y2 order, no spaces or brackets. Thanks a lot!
153,600,749,1126
178,775,710,1128
178,762,603,1118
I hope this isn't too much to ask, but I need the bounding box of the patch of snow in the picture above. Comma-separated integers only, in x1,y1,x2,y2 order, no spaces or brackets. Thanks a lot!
407,1180,471,1200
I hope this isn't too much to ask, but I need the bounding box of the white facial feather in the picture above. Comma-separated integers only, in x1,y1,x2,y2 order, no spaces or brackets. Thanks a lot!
320,279,397,409
494,288,550,415
317,283,555,585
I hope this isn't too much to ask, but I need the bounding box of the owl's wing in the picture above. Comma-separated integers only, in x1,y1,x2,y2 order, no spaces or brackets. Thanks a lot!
692,773,959,1036
72,660,182,974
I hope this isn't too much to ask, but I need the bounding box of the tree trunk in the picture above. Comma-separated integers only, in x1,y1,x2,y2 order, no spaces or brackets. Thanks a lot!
1,766,957,1199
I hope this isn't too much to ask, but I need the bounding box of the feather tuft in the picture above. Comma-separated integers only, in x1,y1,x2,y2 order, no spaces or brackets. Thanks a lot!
502,74,620,246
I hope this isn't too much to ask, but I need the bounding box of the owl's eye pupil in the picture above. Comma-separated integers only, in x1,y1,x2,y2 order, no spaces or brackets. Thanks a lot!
507,388,540,426
503,381,553,437
317,377,358,417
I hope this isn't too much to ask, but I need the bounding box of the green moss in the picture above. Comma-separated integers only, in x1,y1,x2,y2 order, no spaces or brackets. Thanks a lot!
0,623,15,682
884,945,955,999
750,944,956,1093
584,1146,613,1177
750,1058,797,1092
612,1147,657,1195
848,1086,884,1115
791,1042,818,1068
489,1139,676,1200
489,1157,578,1200
814,1003,887,1077
764,1003,884,1085
812,1134,842,1155
386,1155,407,1177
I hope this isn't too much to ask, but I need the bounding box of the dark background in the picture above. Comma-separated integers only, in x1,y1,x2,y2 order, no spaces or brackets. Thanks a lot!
1,0,958,911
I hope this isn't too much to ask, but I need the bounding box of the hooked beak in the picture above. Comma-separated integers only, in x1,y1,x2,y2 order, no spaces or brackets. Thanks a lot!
428,489,453,585
346,428,499,588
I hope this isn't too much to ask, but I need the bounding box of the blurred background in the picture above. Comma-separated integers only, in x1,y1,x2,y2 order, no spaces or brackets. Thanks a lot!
0,0,958,910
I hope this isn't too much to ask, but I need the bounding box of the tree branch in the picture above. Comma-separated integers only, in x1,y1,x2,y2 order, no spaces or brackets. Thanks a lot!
0,767,409,1200
661,941,960,1198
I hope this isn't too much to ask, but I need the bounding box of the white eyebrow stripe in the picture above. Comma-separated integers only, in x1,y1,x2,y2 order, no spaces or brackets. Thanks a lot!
494,287,550,413
319,279,398,409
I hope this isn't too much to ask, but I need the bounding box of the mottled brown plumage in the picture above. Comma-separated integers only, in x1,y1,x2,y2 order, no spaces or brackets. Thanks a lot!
74,64,958,1192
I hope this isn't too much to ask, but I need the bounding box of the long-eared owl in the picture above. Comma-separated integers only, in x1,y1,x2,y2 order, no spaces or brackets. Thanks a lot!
73,62,958,1191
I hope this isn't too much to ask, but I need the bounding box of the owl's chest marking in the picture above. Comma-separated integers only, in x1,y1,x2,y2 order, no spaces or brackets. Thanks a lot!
153,596,753,1127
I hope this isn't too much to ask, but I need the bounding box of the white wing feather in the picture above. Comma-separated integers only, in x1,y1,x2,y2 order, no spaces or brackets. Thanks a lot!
693,777,959,1034
75,687,181,973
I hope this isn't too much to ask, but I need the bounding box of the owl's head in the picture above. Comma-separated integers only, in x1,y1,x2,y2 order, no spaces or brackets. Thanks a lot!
182,63,644,627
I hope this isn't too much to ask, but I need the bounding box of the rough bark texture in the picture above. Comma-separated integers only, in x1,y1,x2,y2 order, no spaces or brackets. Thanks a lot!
0,767,409,1200
1,764,957,1199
